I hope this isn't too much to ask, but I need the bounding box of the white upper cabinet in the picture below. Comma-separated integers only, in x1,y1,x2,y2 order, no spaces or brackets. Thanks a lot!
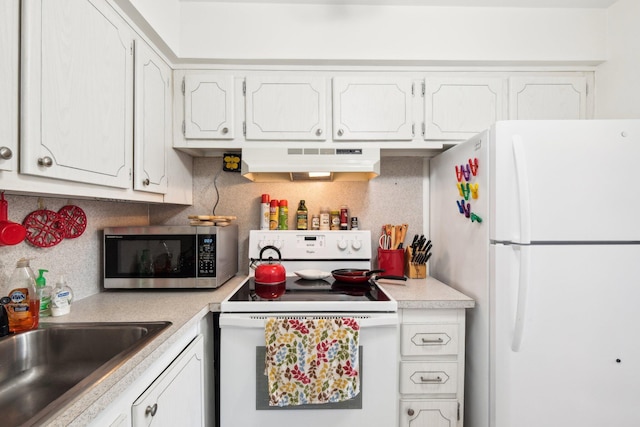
21,0,133,188
508,76,587,120
183,73,234,139
424,77,505,140
244,76,327,140
0,0,19,173
134,39,170,194
332,76,414,141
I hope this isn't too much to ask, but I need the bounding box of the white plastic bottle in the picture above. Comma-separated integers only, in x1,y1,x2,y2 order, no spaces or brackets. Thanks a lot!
50,276,74,317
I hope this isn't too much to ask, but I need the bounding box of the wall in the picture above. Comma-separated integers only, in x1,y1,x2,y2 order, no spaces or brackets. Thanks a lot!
0,195,148,301
595,0,640,118
178,3,606,64
151,156,426,274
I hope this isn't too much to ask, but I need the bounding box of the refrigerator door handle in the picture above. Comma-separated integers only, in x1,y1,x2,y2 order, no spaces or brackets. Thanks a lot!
512,135,532,244
512,245,531,352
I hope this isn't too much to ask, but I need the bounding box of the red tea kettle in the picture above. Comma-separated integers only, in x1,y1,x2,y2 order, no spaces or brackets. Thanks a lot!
254,246,286,299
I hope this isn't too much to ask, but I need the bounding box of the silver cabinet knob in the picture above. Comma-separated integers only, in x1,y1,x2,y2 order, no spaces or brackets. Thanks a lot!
316,128,323,136
0,146,13,160
221,127,229,135
337,129,344,136
38,156,53,167
407,408,415,416
145,403,158,417
143,178,150,186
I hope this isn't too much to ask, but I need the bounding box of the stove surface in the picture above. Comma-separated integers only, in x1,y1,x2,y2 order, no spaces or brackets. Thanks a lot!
222,276,397,313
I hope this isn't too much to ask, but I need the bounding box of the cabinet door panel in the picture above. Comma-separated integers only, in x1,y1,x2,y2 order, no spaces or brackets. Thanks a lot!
134,40,169,194
0,0,19,173
333,77,414,140
509,76,587,120
245,76,327,140
21,0,133,188
400,401,458,427
184,74,234,139
132,335,205,427
424,77,504,140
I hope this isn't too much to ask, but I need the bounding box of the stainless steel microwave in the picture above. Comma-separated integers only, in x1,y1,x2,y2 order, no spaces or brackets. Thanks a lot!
103,225,238,289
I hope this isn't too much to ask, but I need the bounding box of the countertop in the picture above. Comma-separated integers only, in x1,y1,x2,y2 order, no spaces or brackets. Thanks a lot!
39,274,473,426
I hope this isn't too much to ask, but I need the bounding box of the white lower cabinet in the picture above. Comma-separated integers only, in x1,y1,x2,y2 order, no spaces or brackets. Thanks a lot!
132,335,205,426
400,400,459,427
399,308,466,427
90,315,213,427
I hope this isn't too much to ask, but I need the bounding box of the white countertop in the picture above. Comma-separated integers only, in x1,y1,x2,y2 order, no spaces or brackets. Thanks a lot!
38,274,473,425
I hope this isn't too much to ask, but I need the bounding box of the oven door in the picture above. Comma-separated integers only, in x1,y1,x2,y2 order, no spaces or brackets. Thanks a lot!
219,312,398,427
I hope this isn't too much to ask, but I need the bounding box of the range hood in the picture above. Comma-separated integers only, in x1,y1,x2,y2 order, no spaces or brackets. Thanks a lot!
241,147,380,182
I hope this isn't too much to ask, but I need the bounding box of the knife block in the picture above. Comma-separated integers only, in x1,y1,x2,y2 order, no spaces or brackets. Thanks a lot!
405,247,427,279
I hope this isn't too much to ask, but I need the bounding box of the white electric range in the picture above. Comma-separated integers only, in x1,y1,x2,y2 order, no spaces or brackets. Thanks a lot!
219,230,398,427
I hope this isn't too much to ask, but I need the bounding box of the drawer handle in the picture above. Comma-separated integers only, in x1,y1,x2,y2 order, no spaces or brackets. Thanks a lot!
421,337,444,344
420,376,443,383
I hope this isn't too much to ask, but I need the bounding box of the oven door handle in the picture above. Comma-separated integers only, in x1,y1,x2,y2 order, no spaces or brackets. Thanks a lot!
219,313,398,328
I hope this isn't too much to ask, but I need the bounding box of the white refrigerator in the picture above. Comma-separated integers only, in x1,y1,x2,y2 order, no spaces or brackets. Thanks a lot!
430,120,640,427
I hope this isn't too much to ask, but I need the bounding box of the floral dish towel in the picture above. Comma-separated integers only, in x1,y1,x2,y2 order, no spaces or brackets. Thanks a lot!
264,317,360,407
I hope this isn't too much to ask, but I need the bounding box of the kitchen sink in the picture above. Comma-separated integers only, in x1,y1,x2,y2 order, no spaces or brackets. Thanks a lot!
0,321,171,426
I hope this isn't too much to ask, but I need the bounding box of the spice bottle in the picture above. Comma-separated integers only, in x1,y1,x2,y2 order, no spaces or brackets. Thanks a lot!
1,258,39,333
278,200,289,230
311,214,320,230
269,199,279,230
320,207,330,231
330,209,340,230
340,205,349,230
296,200,308,230
260,194,270,230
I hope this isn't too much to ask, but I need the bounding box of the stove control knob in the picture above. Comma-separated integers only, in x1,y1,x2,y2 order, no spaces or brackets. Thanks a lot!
337,239,348,250
351,240,362,250
273,240,283,249
258,240,270,249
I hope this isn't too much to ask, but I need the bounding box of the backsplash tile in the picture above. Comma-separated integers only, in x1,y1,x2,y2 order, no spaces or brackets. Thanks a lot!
151,156,426,274
0,157,425,302
0,195,148,301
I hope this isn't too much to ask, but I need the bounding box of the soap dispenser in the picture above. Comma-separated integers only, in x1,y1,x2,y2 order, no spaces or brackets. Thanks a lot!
50,276,73,317
35,269,52,317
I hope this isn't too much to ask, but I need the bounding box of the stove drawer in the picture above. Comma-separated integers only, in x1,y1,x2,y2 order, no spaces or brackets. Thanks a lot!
401,323,459,356
400,361,458,395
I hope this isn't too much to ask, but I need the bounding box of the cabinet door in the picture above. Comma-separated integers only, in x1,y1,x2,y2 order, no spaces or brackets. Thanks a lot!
508,76,587,120
134,40,170,194
245,76,327,140
184,73,234,139
21,0,133,188
0,0,19,173
424,77,504,140
333,76,414,141
400,401,458,427
132,335,205,427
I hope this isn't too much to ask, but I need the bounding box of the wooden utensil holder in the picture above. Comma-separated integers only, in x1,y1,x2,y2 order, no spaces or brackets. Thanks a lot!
405,247,427,279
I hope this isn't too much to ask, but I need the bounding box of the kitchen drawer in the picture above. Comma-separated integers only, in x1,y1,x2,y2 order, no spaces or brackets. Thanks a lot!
400,362,458,395
401,323,459,356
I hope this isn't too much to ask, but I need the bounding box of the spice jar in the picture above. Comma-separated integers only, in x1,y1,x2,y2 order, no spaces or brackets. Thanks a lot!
330,210,340,230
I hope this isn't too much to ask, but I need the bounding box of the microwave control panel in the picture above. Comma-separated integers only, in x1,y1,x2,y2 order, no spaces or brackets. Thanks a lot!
198,234,216,277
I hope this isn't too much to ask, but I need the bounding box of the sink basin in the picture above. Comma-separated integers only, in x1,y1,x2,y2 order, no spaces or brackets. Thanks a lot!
0,321,171,426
